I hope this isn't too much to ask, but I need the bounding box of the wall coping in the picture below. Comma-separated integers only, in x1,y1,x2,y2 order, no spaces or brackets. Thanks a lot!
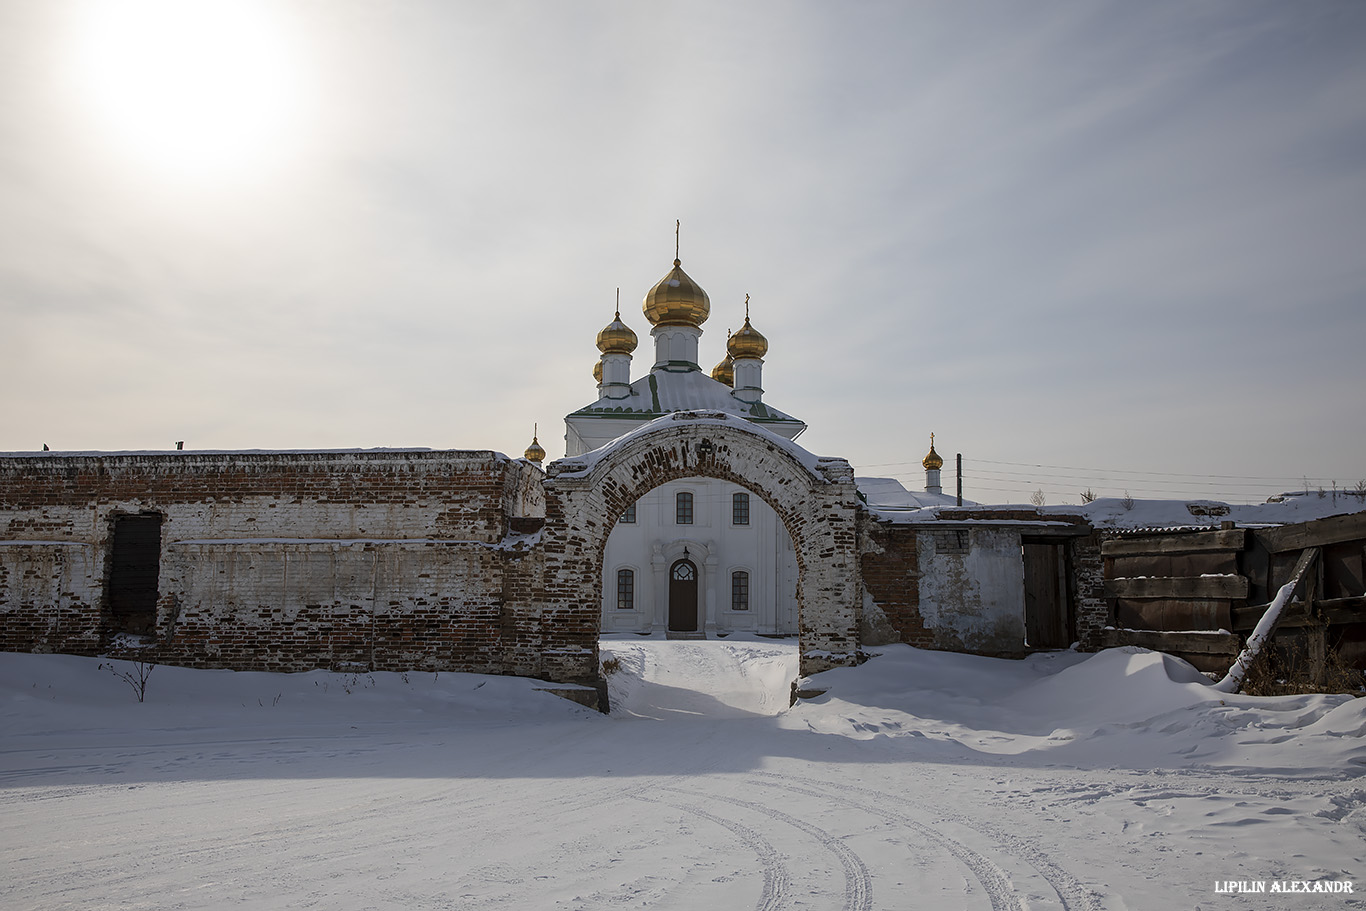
0,449,511,469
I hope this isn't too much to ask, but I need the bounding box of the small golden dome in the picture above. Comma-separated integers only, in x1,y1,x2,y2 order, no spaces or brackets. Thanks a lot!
923,434,943,471
524,425,546,463
711,353,734,387
726,315,768,360
643,259,710,328
595,310,638,355
592,359,603,384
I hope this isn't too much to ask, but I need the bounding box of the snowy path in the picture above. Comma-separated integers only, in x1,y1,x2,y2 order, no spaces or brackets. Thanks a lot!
2,640,1363,910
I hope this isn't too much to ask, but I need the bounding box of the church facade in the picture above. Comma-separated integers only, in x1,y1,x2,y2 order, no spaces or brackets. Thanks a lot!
557,256,806,637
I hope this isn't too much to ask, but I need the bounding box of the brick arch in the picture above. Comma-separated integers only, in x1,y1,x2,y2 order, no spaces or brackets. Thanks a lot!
541,412,862,685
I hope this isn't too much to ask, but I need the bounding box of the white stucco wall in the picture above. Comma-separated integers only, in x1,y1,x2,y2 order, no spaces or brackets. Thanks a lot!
600,477,798,635
916,526,1027,656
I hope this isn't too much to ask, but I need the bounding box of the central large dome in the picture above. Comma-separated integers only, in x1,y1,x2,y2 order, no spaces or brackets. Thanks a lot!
642,259,710,328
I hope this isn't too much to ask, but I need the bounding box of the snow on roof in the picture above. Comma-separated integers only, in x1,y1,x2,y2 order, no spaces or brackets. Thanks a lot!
569,368,805,428
853,481,1366,530
1066,492,1366,531
550,410,836,480
856,476,975,516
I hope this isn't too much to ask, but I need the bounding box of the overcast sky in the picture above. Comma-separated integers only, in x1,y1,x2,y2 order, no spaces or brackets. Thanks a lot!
2,0,1364,505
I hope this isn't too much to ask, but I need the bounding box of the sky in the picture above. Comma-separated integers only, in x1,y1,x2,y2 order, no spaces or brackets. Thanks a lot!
2,0,1364,506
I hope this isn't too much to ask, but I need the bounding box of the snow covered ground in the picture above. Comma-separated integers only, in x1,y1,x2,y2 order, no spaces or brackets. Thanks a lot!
2,638,1363,910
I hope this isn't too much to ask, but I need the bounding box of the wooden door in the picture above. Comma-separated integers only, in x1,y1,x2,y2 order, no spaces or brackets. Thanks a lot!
669,559,698,631
1023,542,1070,649
109,513,163,634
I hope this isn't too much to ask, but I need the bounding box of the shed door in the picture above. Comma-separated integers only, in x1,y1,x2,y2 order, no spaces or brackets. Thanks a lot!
668,559,698,632
1023,542,1070,649
109,514,162,634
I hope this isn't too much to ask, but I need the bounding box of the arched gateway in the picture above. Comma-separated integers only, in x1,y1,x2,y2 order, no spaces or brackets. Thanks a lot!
540,411,863,685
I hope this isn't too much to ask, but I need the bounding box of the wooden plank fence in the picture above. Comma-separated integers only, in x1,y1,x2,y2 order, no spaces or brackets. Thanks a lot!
1099,514,1366,677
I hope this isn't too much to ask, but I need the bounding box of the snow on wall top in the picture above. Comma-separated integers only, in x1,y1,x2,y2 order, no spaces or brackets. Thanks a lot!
0,447,512,464
548,411,839,481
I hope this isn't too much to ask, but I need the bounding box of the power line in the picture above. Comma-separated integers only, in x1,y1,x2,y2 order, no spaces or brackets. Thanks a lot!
967,457,1353,484
859,456,1351,485
964,468,1287,493
875,470,1312,505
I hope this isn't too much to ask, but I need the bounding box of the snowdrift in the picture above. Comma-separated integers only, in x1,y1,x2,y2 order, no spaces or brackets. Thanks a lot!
790,644,1366,776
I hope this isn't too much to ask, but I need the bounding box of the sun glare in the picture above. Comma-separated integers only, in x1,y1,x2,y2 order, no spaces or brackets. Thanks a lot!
69,0,306,181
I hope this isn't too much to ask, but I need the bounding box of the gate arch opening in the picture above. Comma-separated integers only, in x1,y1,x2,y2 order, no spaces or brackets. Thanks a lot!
541,412,862,685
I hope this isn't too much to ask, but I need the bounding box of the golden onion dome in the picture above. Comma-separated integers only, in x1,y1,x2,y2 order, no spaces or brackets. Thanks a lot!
595,310,638,355
923,434,943,471
592,359,603,384
524,425,546,463
643,259,710,328
711,352,734,387
726,315,768,360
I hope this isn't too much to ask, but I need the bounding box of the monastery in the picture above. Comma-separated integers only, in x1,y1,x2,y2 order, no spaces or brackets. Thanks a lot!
4,243,1359,707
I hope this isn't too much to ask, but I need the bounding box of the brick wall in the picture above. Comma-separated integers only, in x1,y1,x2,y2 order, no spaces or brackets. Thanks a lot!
1069,532,1108,651
0,450,552,676
859,517,933,648
2,437,1102,684
862,512,1097,657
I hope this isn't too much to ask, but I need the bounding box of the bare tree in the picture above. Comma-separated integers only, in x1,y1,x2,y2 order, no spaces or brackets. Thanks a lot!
1030,489,1046,507
1080,488,1097,504
99,660,156,703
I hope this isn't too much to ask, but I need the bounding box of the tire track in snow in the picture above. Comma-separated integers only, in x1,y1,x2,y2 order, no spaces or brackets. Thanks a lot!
660,784,874,911
629,793,789,911
745,775,1019,911
755,771,1098,911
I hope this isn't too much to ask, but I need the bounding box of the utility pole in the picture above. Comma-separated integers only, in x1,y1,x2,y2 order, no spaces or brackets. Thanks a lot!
956,453,963,506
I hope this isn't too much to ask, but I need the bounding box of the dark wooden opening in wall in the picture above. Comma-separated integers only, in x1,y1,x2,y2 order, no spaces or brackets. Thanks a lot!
107,513,163,635
1023,539,1072,649
668,559,698,632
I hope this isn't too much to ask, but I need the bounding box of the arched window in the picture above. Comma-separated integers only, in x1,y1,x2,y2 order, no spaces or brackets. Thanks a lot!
732,492,750,525
616,568,635,610
675,491,693,525
731,570,750,611
620,502,636,524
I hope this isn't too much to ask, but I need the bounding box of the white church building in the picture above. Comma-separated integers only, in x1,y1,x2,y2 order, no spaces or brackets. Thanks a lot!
516,247,957,638
554,253,807,637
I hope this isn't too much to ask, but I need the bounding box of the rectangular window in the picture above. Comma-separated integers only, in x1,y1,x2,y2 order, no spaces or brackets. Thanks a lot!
620,502,636,524
731,571,750,611
732,492,750,526
616,569,635,610
676,491,693,525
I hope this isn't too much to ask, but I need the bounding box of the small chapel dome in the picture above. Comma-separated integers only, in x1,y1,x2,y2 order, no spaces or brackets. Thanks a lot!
592,359,603,384
726,315,768,360
923,435,943,471
643,259,710,328
711,352,734,387
524,426,546,463
595,311,638,355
